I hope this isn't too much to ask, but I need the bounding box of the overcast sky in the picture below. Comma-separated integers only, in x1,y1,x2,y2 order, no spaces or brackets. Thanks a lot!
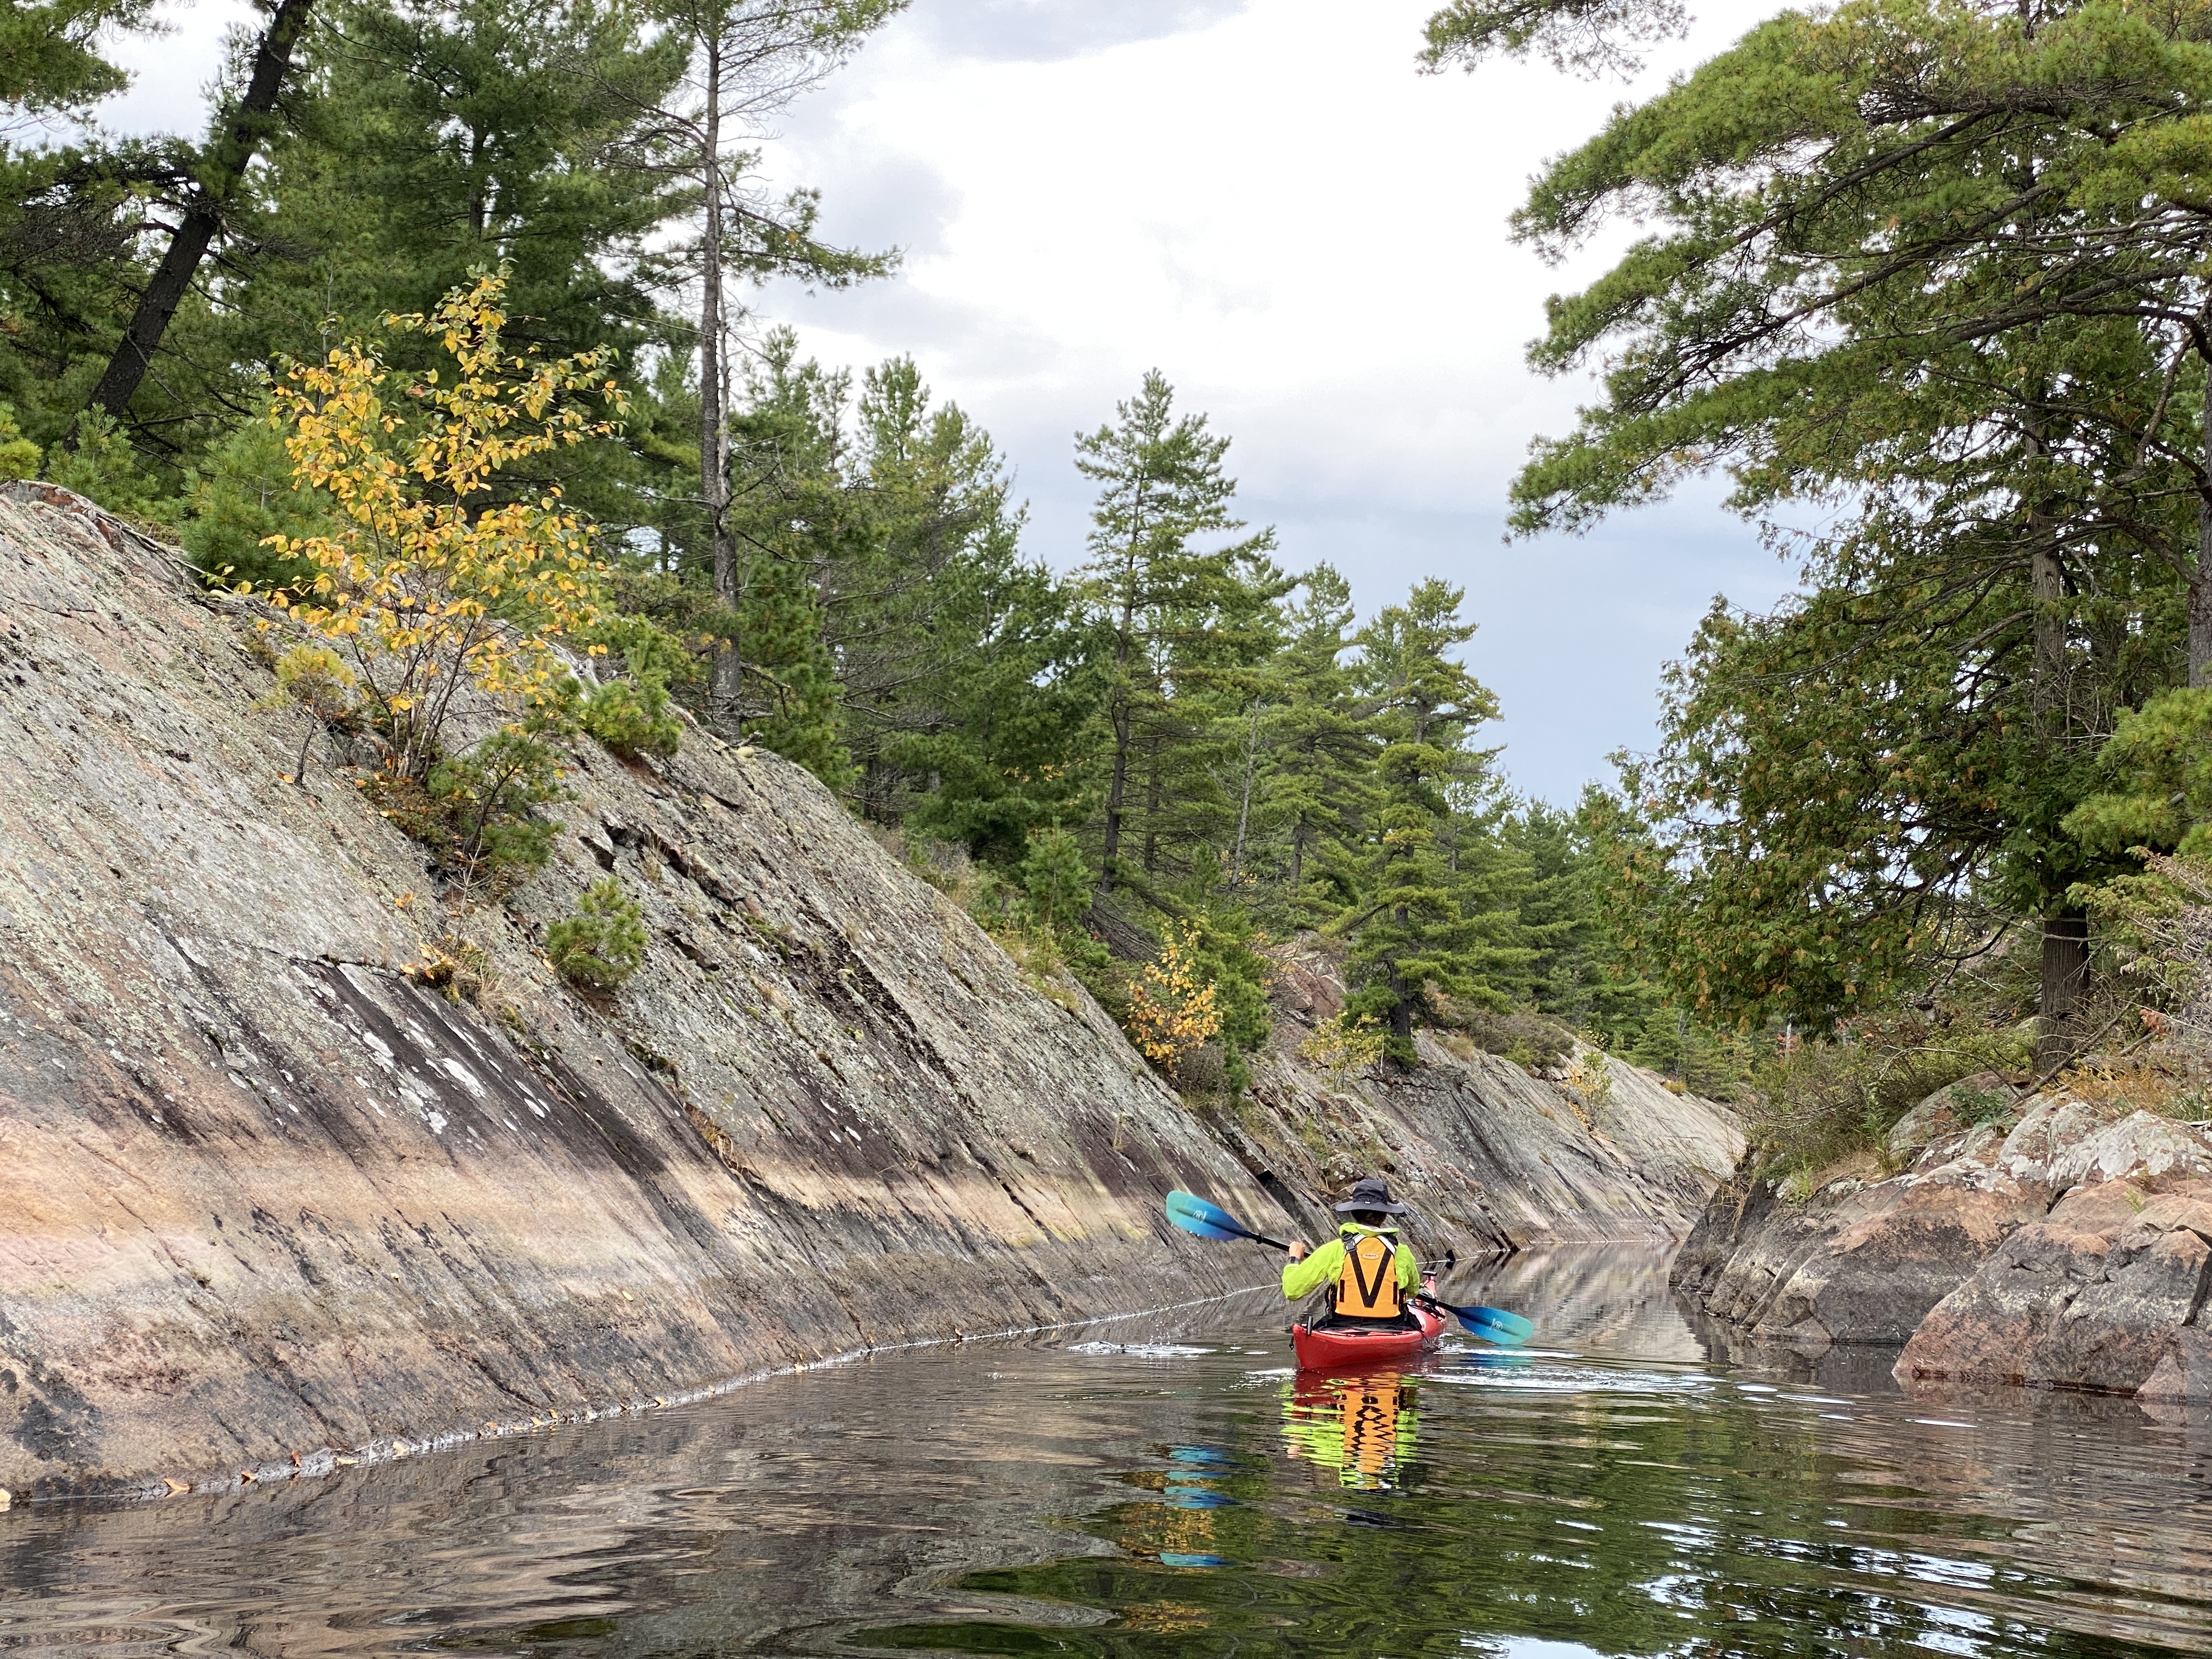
104,0,1793,804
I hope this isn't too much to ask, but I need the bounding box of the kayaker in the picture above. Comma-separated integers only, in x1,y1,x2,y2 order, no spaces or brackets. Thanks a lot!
1280,1176,1421,1332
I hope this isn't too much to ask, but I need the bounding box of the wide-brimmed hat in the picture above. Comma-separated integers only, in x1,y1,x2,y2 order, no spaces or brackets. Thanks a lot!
1333,1176,1408,1215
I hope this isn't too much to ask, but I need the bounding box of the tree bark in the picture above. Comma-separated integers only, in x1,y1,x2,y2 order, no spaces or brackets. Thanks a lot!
1141,736,1162,878
2037,910,2090,1073
1229,699,1261,887
1097,569,1137,897
1387,921,1413,1048
84,0,315,422
700,37,740,710
2193,363,2212,689
2025,415,2066,724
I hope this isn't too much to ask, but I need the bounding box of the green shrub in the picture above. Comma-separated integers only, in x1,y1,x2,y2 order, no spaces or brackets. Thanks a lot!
0,404,41,483
370,719,568,890
1448,1002,1575,1072
264,644,356,785
546,878,649,991
578,675,682,760
42,409,177,528
1018,825,1091,934
179,410,334,589
1746,1011,2033,1181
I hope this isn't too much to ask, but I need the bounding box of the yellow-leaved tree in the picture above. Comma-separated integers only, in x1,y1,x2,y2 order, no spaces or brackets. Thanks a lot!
255,268,626,781
1125,922,1224,1076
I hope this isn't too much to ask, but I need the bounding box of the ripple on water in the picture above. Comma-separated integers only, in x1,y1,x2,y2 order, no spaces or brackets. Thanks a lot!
1,1251,2209,1658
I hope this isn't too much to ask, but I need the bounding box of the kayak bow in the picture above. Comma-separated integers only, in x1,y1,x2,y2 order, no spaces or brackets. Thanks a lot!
1291,1299,1446,1370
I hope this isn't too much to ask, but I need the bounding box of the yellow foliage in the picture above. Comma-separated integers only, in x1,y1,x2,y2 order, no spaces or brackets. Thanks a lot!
1564,1048,1614,1110
251,268,625,778
1299,1012,1387,1088
1125,922,1223,1073
270,643,355,716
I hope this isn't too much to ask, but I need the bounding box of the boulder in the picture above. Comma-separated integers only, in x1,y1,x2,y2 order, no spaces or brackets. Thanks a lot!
1886,1072,2015,1170
1671,1154,2042,1346
1748,1165,2046,1346
2138,1329,2212,1406
1895,1178,2212,1393
1996,1092,2131,1180
2046,1111,2212,1194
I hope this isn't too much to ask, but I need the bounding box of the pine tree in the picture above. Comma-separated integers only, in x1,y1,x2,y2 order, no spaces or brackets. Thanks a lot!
1070,370,1286,901
720,335,851,787
1256,563,1379,925
1336,579,1506,1058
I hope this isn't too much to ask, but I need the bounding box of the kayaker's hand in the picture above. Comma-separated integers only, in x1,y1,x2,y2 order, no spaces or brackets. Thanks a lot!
1285,1239,1308,1262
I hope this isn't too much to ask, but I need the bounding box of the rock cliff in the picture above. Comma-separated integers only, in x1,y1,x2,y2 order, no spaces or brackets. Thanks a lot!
0,485,1740,1496
1223,940,1744,1254
1674,1073,2212,1404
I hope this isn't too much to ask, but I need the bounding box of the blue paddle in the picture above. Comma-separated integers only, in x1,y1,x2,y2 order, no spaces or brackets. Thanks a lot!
1415,1294,1535,1346
1166,1192,1538,1346
1166,1188,1291,1251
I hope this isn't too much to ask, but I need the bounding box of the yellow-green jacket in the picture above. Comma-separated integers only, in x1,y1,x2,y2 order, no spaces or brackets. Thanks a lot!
1281,1222,1419,1301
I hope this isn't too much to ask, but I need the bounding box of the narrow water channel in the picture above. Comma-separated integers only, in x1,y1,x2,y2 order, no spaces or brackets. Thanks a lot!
4,1248,2210,1658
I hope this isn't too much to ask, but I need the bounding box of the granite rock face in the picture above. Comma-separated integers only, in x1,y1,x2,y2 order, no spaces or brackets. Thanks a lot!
1896,1160,2212,1395
0,485,1296,1496
1237,939,1745,1254
1671,1157,2046,1347
1678,1057,2212,1401
0,487,1745,1493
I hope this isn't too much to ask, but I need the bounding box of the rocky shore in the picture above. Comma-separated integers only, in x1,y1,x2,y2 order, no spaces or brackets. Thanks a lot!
1674,1073,2212,1403
0,486,1741,1496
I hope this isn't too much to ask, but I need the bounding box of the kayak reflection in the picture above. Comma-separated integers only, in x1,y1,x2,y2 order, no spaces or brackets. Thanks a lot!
1282,1370,1420,1491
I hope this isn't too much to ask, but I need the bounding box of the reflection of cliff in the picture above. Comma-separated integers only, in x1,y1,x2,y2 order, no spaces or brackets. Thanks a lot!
1448,1246,1711,1364
0,486,1292,1496
10,1254,2212,1657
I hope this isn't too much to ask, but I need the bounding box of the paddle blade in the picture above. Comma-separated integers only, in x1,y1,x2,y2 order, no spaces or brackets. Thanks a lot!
1166,1189,1246,1233
1469,1305,1536,1342
1449,1305,1533,1346
1167,1207,1248,1244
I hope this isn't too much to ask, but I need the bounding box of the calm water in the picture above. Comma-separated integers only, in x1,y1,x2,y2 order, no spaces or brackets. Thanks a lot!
4,1248,2211,1658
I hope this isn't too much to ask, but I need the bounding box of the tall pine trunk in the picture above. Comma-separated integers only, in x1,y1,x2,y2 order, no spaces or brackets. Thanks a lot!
2027,410,2086,1071
701,37,740,710
1098,578,1137,896
84,0,315,421
2194,363,2212,689
1229,699,1261,886
1141,736,1163,877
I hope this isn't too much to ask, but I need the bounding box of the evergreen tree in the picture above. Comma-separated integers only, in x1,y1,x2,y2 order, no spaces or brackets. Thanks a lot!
720,336,851,787
1070,370,1286,901
1497,793,1672,1043
1254,564,1379,925
1336,579,1508,1057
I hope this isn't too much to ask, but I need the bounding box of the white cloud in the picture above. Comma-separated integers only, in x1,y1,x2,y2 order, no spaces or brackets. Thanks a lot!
763,0,1798,800
95,0,258,137
92,0,1801,802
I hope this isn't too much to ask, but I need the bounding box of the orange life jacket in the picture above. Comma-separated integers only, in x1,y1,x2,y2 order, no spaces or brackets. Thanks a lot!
1333,1229,1404,1318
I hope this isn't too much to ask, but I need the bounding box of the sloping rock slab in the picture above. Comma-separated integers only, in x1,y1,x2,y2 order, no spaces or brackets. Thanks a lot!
1897,1180,2212,1393
1672,1158,2043,1346
0,486,1293,1496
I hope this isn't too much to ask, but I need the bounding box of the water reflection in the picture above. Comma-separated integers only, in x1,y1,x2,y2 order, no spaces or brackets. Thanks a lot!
0,1248,2206,1657
1280,1372,1419,1492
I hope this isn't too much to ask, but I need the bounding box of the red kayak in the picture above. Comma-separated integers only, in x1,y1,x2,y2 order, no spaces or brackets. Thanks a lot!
1291,1299,1446,1371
